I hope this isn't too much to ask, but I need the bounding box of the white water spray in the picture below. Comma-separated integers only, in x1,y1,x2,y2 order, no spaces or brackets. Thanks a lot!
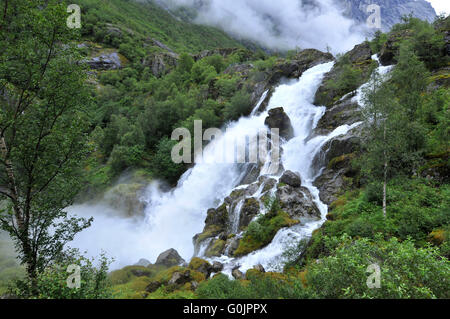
70,56,390,271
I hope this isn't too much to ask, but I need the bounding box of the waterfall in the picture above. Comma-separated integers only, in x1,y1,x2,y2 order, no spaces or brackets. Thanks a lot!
69,56,390,271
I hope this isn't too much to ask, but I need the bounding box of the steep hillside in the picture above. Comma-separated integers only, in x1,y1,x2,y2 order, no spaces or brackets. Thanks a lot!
78,0,245,54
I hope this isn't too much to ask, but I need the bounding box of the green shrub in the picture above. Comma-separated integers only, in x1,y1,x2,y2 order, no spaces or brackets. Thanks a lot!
306,235,450,299
9,249,113,299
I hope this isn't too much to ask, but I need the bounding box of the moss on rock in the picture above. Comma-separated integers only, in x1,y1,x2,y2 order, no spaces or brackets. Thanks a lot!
233,211,299,257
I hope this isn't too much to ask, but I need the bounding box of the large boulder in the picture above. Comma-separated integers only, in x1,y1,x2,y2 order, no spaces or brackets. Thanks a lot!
265,107,294,140
276,185,321,220
189,258,213,279
314,99,361,136
321,134,361,166
205,238,226,257
155,249,185,267
268,49,334,84
232,267,245,280
212,262,224,273
239,198,260,230
279,171,302,188
168,270,191,286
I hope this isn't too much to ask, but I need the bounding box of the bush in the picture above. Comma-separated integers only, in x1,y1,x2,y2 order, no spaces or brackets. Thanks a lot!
306,235,450,299
151,137,186,185
9,249,113,299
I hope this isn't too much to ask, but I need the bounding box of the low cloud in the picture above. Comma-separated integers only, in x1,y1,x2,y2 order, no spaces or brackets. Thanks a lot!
159,0,366,53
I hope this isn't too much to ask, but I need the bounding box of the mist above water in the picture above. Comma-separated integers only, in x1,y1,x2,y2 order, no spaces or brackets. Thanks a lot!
159,0,365,53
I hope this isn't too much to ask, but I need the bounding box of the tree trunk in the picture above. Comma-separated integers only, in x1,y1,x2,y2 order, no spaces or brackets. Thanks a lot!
0,136,24,228
383,124,387,218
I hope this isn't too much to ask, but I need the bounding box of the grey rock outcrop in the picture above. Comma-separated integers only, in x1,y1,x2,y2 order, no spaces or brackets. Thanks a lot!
212,262,224,273
85,52,123,70
168,270,191,286
239,198,260,230
265,107,294,140
279,171,302,188
134,258,151,267
276,184,321,220
232,267,245,280
155,248,185,267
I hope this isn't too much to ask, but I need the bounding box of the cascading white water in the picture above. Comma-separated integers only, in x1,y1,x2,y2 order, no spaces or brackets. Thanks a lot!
206,62,365,275
70,56,391,271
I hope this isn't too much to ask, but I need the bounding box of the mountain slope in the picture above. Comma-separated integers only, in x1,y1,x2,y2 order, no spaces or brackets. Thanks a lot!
338,0,437,31
78,0,244,54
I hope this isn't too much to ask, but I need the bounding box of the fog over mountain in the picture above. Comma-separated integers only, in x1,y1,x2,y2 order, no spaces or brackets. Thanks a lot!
157,0,437,53
159,0,366,53
338,0,437,31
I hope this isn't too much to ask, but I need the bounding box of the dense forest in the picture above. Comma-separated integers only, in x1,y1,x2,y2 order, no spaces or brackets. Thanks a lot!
0,0,448,299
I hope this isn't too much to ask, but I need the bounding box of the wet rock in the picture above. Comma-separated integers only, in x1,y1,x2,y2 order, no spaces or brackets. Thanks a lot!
212,262,224,273
321,134,361,166
226,236,241,257
314,169,346,205
313,130,362,205
269,49,334,84
239,198,260,230
239,164,262,185
168,270,191,286
189,258,213,279
205,205,228,229
276,185,321,220
232,267,245,280
205,239,226,257
253,264,266,273
155,249,185,267
279,171,302,188
314,99,361,136
194,204,229,253
265,107,294,140
259,176,277,193
314,42,374,107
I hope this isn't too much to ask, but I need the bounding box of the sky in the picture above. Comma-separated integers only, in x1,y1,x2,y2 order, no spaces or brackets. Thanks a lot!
427,0,450,15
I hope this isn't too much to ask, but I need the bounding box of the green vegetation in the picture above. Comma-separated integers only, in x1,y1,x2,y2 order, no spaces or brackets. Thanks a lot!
0,0,449,300
0,0,94,295
77,0,243,54
234,199,299,256
0,232,24,295
8,249,113,299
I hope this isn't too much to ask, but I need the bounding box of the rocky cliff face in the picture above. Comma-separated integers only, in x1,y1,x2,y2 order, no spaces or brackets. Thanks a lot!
337,0,437,31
